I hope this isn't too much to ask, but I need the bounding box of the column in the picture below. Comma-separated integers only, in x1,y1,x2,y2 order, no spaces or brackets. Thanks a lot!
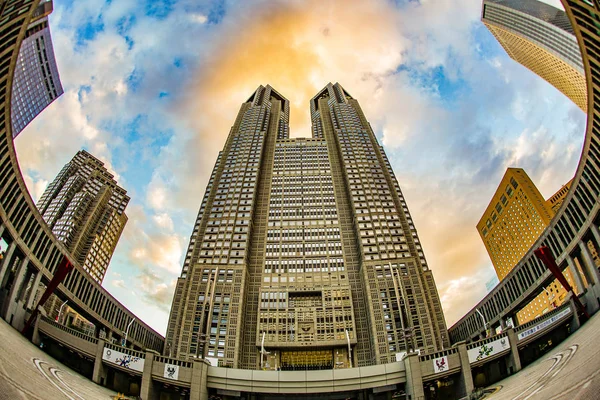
190,359,210,400
500,318,507,332
456,342,474,398
505,328,521,374
578,241,600,313
140,350,159,400
0,242,17,287
566,292,581,331
32,312,41,346
404,353,424,400
92,339,107,385
567,255,586,296
2,257,29,323
25,271,42,310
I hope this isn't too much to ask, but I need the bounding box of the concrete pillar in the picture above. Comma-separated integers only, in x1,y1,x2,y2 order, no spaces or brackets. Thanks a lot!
0,242,17,287
190,359,210,400
567,255,586,296
567,293,582,332
500,318,507,331
140,350,159,400
578,241,600,313
92,339,107,385
579,239,600,285
32,312,41,346
404,353,424,400
505,328,521,374
456,342,474,398
2,257,29,322
25,271,42,310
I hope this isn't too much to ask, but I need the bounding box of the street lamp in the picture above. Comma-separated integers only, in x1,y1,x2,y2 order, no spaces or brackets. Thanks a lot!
123,317,135,347
56,300,68,323
345,330,352,368
475,308,488,337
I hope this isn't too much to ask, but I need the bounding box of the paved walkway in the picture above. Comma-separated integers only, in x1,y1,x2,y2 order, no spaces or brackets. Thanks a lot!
0,318,119,400
487,311,600,400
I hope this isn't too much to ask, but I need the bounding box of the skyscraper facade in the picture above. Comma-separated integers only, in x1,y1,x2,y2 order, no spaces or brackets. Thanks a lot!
477,168,579,323
37,150,129,283
166,83,449,370
482,0,587,112
11,0,63,138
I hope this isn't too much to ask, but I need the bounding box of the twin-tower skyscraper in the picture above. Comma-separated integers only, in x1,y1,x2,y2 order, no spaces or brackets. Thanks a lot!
165,83,449,370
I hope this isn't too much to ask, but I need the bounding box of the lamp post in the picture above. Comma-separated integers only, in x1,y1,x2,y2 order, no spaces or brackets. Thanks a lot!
345,330,352,368
123,318,135,347
56,300,68,323
475,308,488,337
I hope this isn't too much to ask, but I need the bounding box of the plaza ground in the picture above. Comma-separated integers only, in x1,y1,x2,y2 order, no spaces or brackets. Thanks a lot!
1,312,600,399
486,310,600,399
0,318,120,400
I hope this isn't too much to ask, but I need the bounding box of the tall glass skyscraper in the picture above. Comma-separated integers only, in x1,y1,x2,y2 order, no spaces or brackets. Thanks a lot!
10,0,63,138
37,150,129,283
166,84,449,370
482,0,587,111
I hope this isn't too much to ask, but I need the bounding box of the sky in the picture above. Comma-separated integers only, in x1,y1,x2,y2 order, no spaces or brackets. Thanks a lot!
14,0,584,335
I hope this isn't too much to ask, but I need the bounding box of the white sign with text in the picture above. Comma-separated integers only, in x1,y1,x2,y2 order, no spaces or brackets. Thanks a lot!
517,308,572,341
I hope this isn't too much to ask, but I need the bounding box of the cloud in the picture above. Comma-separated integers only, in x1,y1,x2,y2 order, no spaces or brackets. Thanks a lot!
112,279,126,288
13,0,586,334
137,272,176,311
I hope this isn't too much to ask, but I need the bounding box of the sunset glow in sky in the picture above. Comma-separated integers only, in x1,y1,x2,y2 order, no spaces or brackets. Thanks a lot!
15,0,583,334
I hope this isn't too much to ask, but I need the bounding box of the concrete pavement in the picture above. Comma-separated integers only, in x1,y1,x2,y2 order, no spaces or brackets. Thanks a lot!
487,311,600,400
0,318,119,400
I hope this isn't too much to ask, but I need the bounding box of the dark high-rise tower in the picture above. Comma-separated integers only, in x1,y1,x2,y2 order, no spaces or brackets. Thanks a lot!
10,0,63,138
37,150,129,283
166,84,449,369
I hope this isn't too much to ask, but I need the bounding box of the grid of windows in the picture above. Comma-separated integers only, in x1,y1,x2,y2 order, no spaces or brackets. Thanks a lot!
482,0,587,111
166,84,449,369
36,150,129,284
10,17,63,137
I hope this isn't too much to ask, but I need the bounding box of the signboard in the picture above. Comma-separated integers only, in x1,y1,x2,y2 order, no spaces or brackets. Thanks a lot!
102,348,145,372
433,355,449,373
468,337,510,364
163,364,179,380
517,308,571,341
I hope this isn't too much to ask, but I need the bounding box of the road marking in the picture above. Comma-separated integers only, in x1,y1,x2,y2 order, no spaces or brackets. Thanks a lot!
512,344,578,400
50,367,85,400
545,367,600,400
32,358,76,400
32,358,86,400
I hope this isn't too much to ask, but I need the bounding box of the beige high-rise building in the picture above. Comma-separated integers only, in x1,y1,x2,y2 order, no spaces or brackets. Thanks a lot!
482,0,587,112
37,150,129,283
166,83,449,370
477,168,579,323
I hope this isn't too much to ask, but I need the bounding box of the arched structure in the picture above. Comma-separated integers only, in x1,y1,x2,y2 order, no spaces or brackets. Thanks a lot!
0,0,163,352
450,0,600,343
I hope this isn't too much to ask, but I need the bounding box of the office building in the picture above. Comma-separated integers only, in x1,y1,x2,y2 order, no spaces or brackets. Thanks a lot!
477,168,579,323
37,150,129,283
546,178,573,213
10,0,63,138
482,0,587,112
166,83,449,369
